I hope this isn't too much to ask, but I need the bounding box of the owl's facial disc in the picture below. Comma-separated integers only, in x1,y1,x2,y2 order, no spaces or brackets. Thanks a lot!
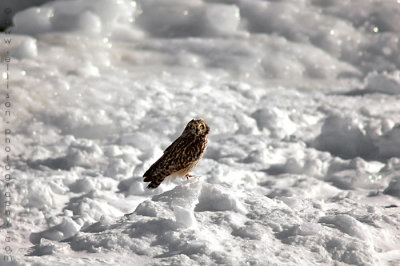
186,119,209,136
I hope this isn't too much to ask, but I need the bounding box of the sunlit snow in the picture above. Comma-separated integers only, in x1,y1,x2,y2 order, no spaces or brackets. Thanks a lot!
1,0,400,265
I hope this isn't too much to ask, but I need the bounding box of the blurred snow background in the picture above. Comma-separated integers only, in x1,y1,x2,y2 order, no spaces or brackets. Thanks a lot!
1,0,400,265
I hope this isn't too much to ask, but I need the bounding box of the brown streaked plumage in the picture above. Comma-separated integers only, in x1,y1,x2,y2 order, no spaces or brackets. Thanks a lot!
143,119,210,189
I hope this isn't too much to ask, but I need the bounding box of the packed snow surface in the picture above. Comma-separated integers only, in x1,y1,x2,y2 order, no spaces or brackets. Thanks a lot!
1,0,400,265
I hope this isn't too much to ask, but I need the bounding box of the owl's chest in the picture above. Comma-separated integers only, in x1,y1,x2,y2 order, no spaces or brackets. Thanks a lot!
182,136,207,159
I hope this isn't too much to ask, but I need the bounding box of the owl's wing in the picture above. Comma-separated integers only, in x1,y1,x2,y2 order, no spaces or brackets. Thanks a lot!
163,135,184,155
143,133,205,189
143,154,170,188
143,140,192,189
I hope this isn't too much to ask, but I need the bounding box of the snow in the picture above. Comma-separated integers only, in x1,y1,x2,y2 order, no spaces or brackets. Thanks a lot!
1,0,400,265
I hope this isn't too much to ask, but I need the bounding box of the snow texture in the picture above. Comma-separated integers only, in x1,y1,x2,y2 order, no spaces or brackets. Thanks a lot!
1,0,400,265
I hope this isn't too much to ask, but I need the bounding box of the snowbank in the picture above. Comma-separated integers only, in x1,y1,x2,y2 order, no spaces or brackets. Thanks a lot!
314,113,400,161
11,0,137,36
3,0,400,265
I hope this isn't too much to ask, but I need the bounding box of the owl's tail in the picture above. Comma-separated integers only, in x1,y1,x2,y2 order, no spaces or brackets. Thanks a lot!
143,170,168,189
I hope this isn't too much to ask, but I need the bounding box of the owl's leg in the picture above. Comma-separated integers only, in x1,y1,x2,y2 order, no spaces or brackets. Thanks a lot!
185,173,193,180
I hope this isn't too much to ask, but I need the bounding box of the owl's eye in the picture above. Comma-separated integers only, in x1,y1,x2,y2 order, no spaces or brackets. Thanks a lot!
200,125,204,130
190,125,195,129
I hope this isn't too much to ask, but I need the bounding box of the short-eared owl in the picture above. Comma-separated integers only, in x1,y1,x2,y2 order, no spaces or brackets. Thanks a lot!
143,119,210,189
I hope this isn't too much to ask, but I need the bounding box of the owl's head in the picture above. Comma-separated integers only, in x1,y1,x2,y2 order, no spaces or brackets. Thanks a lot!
185,119,210,137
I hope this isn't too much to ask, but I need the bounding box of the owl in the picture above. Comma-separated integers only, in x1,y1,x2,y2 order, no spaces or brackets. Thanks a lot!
143,119,210,189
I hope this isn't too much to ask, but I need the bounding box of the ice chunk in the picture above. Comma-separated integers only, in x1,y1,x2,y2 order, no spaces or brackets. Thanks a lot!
328,169,383,190
231,222,265,240
205,4,240,34
26,180,58,208
136,1,240,37
313,114,377,159
251,107,297,139
69,177,95,193
136,0,205,38
319,214,367,240
30,217,81,244
11,0,136,36
151,181,202,227
11,37,38,59
173,205,196,228
77,11,102,34
383,176,400,198
364,71,400,95
377,125,400,159
12,7,53,35
135,200,173,218
195,184,245,213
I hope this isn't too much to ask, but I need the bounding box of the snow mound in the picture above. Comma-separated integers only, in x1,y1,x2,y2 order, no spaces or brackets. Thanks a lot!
136,0,240,37
251,107,297,139
364,72,400,95
65,186,378,265
11,0,136,36
30,218,81,244
314,113,400,161
151,181,202,228
376,125,400,160
313,114,377,160
4,0,400,264
10,37,38,59
348,71,400,95
384,176,400,198
319,214,368,240
324,157,385,190
195,183,244,213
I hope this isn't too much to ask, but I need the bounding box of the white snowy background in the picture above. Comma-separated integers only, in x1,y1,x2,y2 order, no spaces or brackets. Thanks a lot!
1,0,400,265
